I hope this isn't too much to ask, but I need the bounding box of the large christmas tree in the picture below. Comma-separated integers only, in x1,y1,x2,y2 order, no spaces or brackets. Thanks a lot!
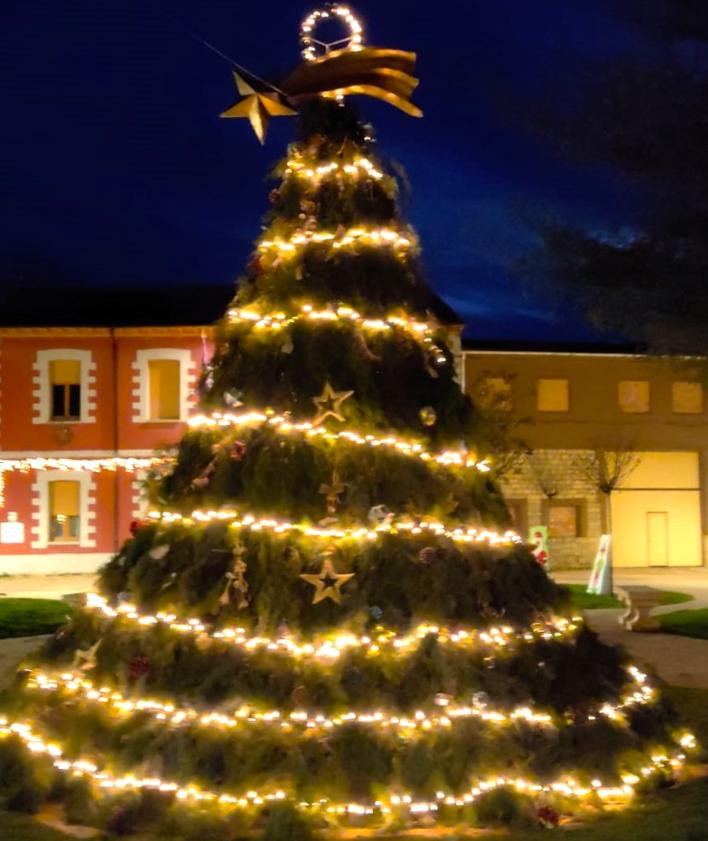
0,6,697,838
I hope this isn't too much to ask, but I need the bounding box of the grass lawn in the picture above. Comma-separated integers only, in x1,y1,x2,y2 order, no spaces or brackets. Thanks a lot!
0,599,73,639
565,584,692,611
659,608,708,641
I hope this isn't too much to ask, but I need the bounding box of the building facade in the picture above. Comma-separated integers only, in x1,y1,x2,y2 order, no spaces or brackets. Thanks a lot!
0,327,212,573
465,346,707,569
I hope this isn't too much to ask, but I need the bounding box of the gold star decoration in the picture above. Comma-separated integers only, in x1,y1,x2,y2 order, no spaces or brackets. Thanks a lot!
312,381,354,426
299,553,354,605
220,72,297,145
72,639,101,672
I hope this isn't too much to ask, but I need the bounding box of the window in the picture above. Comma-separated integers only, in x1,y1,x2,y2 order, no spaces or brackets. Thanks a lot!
148,359,181,420
478,377,513,411
546,500,584,537
48,480,80,544
672,382,703,414
537,379,569,412
50,360,81,420
618,380,650,413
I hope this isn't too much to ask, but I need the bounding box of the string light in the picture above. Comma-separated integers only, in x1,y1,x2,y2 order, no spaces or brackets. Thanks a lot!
0,457,167,475
187,410,490,472
24,666,656,737
284,155,384,183
258,225,413,259
0,717,692,817
84,593,579,661
146,508,517,549
300,6,364,62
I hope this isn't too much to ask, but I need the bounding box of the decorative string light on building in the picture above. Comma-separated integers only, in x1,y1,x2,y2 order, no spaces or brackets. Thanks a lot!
0,717,693,817
24,665,656,736
0,457,168,475
188,410,489,471
84,592,580,661
258,225,413,259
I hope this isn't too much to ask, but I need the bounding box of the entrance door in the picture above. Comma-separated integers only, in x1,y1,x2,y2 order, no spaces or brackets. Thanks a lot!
646,511,669,567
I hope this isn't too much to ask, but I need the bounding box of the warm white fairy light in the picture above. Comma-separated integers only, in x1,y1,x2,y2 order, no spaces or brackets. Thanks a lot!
84,592,579,661
285,155,384,183
146,507,516,549
0,717,692,816
300,5,364,62
188,410,489,472
24,664,658,738
0,457,167,475
258,225,413,259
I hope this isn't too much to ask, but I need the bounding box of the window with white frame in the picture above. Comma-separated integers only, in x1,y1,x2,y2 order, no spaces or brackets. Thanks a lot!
31,470,95,549
133,349,192,423
33,349,95,424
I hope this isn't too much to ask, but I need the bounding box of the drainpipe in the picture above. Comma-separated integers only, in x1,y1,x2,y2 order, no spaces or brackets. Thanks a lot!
111,327,120,552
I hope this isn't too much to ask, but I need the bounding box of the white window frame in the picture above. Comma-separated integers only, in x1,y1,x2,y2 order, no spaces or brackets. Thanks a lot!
31,470,95,549
133,348,192,423
32,349,95,424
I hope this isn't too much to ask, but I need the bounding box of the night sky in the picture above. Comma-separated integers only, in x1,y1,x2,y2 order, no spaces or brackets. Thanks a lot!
1,1,643,339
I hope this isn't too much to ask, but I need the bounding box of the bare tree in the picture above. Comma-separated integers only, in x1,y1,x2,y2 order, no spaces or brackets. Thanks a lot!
470,371,530,478
526,451,564,499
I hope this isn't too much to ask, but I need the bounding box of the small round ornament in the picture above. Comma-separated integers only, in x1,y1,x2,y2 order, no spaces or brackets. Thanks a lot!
229,440,247,461
127,655,151,682
419,406,437,427
367,504,392,525
434,693,451,707
417,546,437,565
369,605,383,621
472,691,489,708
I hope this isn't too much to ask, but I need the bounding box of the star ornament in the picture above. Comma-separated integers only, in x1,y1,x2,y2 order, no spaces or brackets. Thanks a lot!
300,555,354,604
221,72,297,144
72,639,101,672
312,381,354,426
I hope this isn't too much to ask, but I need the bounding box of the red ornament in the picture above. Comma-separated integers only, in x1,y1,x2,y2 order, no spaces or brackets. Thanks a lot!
127,655,150,681
229,440,247,461
537,805,560,828
129,519,147,537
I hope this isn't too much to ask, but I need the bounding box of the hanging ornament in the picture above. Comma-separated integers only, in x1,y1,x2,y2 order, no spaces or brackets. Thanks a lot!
300,552,354,604
228,440,247,461
127,655,151,682
419,406,437,427
223,388,244,409
117,591,132,605
268,188,281,205
434,693,451,707
472,691,490,709
367,504,393,526
417,546,437,565
312,381,354,426
220,72,297,145
148,544,170,561
159,571,178,592
218,544,250,609
537,805,561,829
281,336,294,354
129,519,148,537
369,605,383,621
72,640,101,673
319,470,346,514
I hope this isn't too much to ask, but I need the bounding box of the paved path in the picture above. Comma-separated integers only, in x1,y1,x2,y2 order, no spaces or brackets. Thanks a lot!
0,574,95,600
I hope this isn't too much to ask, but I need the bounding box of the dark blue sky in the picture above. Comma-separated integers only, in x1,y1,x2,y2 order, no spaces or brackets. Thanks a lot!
1,0,643,338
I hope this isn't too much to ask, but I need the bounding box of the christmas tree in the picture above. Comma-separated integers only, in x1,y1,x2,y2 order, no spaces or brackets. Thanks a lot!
0,6,697,838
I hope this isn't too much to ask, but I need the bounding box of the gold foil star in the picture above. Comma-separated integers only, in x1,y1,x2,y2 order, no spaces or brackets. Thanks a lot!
220,72,297,144
300,554,354,604
72,639,101,672
312,381,354,426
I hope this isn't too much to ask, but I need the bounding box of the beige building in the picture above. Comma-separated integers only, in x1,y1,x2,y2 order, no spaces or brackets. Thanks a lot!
464,345,707,570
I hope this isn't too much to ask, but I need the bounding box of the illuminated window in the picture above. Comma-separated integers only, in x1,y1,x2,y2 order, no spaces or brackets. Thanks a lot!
148,359,181,420
478,377,513,411
49,481,80,544
49,360,82,420
537,379,569,412
547,501,583,537
618,380,650,413
672,382,703,414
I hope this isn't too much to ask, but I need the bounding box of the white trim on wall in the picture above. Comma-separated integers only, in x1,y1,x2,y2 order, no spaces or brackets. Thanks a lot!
131,468,148,519
131,348,196,423
30,469,96,549
32,348,96,425
0,553,110,575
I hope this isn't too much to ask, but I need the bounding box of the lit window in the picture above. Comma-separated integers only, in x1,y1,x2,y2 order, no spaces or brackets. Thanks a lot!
148,359,181,420
49,481,80,544
537,379,569,412
548,503,581,537
50,360,81,421
618,380,650,413
672,382,703,414
478,377,513,411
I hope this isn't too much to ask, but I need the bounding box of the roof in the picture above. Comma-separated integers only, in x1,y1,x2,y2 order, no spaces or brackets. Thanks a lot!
462,338,644,356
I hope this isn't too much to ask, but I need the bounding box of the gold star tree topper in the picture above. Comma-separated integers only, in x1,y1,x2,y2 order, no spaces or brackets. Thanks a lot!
221,73,296,145
312,381,354,426
300,553,354,604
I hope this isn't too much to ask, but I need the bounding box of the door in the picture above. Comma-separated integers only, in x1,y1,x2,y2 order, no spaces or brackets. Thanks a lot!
646,511,669,567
